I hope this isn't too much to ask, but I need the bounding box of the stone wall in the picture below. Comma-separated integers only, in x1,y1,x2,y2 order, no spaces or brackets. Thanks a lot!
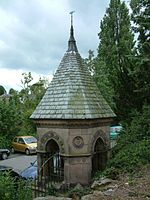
35,118,112,185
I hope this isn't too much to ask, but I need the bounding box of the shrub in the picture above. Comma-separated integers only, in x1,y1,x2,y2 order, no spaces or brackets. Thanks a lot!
113,105,150,154
0,173,16,200
16,180,32,200
47,185,57,196
107,139,150,173
94,105,150,180
67,186,91,198
0,173,32,200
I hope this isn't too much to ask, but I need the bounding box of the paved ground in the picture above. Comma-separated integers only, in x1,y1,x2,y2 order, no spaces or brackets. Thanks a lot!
0,153,37,173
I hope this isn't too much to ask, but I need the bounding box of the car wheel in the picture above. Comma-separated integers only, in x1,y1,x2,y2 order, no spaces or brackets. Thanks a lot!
2,153,8,160
11,147,15,154
25,149,30,155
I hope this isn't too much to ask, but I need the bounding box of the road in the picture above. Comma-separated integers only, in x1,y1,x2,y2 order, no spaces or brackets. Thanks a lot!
0,153,37,173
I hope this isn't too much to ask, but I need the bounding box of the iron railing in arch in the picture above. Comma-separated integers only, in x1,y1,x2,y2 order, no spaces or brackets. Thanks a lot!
92,149,110,177
33,152,65,198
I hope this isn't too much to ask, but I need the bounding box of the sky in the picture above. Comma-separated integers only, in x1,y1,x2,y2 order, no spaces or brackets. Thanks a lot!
0,0,110,92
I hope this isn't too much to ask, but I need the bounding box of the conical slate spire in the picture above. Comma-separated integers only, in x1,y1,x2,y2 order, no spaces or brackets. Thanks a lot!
67,11,78,52
30,13,116,120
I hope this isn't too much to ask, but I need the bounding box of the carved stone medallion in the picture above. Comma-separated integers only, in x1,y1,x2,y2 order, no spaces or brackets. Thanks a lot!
73,136,84,148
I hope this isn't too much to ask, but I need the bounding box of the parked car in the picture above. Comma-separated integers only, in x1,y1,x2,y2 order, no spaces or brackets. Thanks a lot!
20,154,59,180
20,160,37,180
110,125,122,140
0,149,10,160
11,136,37,155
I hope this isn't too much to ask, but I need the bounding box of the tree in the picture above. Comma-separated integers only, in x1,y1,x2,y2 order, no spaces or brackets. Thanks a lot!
95,0,136,121
0,72,49,147
130,0,150,109
84,49,95,75
0,85,6,96
0,99,21,147
18,73,48,135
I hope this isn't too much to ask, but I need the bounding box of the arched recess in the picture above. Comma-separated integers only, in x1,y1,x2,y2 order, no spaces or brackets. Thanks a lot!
39,131,65,154
90,129,108,152
42,139,64,180
92,136,108,176
46,139,60,154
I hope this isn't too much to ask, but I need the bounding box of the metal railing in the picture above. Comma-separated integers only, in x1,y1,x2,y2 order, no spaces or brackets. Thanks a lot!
32,153,64,197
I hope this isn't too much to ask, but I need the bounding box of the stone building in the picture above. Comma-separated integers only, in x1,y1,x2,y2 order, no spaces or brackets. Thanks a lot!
31,17,116,185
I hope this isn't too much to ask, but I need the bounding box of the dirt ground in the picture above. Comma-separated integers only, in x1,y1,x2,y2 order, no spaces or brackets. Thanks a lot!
111,166,150,200
86,165,150,200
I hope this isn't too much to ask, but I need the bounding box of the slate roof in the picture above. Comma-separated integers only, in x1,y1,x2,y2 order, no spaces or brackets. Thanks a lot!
31,24,116,120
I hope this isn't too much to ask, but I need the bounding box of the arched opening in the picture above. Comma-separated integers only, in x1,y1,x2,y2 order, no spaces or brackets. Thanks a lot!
92,137,107,176
42,139,64,181
46,139,59,154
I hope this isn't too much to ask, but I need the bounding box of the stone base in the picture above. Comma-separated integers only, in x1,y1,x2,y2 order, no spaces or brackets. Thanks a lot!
64,156,92,185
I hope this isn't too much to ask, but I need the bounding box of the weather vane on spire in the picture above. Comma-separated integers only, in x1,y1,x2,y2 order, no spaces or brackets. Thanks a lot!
69,11,75,26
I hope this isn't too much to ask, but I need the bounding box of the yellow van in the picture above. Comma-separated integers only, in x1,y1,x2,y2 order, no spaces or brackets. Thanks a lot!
11,136,37,155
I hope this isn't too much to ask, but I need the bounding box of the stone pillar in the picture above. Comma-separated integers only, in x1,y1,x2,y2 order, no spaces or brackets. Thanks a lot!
64,155,92,185
37,151,47,177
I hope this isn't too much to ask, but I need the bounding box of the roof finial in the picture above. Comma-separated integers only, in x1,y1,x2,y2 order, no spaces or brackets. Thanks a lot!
69,11,75,26
67,11,78,52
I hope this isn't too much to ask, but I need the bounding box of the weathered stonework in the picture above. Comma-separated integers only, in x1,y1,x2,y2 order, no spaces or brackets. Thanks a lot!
34,118,112,185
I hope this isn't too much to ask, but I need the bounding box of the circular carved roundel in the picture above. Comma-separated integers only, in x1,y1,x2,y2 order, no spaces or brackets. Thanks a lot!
73,136,84,148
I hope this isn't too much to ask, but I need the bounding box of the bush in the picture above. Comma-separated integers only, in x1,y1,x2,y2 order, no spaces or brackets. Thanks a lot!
107,139,150,173
47,185,57,196
114,105,150,153
94,105,150,180
0,135,10,148
0,173,32,200
0,173,16,200
16,180,32,200
67,186,91,198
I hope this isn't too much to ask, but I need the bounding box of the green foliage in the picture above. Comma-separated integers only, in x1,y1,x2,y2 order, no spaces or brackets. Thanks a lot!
67,186,91,198
130,0,150,110
84,49,95,75
16,180,32,200
95,0,136,120
93,1,150,180
95,138,150,180
108,139,150,173
113,104,150,153
47,185,57,196
94,166,121,180
0,173,16,200
18,108,36,136
94,59,115,108
19,72,44,108
0,99,21,147
94,105,150,180
0,85,6,95
0,72,48,147
0,135,10,149
0,173,32,200
18,73,47,135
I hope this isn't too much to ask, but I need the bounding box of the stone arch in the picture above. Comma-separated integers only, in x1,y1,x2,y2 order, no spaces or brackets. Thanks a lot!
46,139,60,154
41,137,64,179
91,130,108,175
90,129,108,153
39,131,65,154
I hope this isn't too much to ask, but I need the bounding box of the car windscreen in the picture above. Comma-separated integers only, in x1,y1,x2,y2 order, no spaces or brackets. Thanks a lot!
24,137,37,144
110,126,122,133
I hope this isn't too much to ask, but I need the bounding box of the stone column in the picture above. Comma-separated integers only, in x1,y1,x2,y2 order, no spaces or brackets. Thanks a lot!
64,155,92,185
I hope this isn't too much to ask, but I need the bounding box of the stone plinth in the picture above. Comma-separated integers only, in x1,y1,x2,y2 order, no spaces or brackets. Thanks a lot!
64,156,91,185
34,118,112,185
